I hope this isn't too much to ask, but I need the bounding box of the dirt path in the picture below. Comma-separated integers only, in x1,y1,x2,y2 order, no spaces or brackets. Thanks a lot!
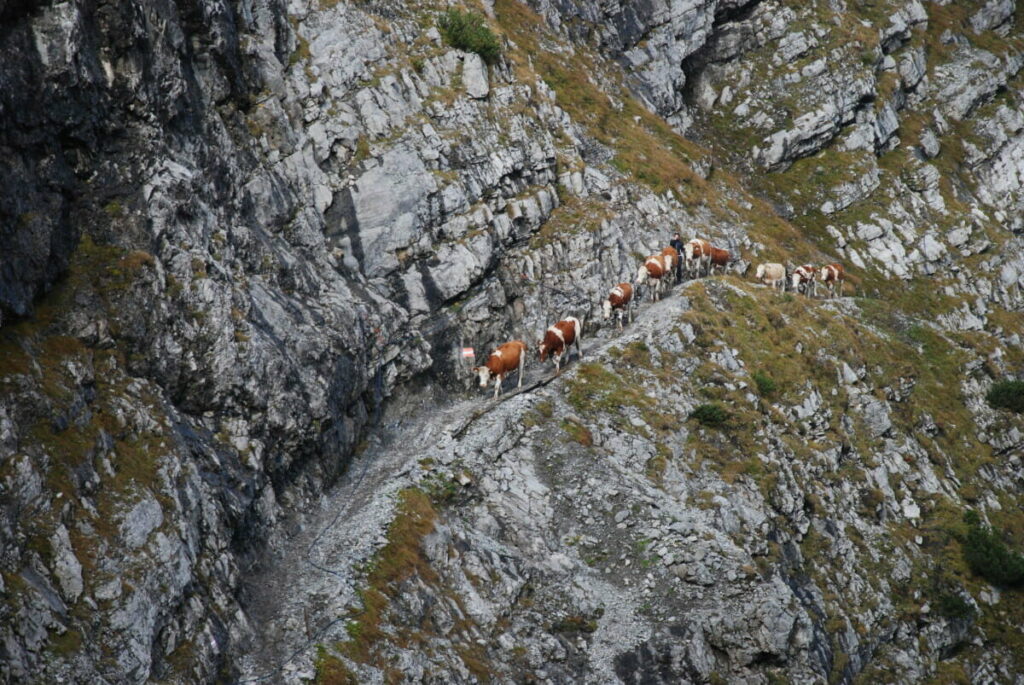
234,288,689,682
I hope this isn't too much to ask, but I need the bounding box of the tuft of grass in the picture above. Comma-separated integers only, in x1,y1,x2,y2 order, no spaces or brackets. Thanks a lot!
690,403,729,428
315,645,357,684
438,8,501,65
986,380,1024,413
422,472,459,505
549,615,598,634
562,419,593,446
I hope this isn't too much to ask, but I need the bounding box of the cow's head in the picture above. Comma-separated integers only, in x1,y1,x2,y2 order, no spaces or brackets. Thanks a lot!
791,272,802,289
471,366,493,387
755,264,766,281
683,242,695,260
538,341,549,362
635,263,648,285
602,298,613,320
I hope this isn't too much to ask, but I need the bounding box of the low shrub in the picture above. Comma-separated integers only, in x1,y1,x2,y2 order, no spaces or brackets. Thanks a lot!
752,370,777,396
934,592,974,621
437,9,501,64
690,403,729,428
962,510,1024,588
986,380,1024,413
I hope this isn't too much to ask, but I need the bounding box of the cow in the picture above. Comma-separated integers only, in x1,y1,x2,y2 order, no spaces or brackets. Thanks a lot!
661,246,681,283
684,238,712,277
473,341,528,400
539,317,583,374
818,262,845,298
707,247,731,275
635,255,668,302
602,283,634,330
755,263,787,291
791,264,817,296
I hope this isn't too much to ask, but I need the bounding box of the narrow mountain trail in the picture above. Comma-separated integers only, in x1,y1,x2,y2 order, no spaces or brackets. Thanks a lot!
235,286,693,682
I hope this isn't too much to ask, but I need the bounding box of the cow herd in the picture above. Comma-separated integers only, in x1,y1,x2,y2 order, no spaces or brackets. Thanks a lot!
472,235,846,399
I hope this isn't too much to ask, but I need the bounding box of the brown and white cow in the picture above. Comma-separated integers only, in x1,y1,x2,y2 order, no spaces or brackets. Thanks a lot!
602,282,634,330
791,264,817,296
473,340,528,399
635,255,668,302
684,238,712,277
817,262,845,298
707,247,731,275
661,246,681,283
538,317,582,374
755,263,787,291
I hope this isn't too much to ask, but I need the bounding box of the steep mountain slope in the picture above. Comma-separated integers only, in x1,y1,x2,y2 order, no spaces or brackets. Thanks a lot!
0,0,1022,683
287,279,1024,683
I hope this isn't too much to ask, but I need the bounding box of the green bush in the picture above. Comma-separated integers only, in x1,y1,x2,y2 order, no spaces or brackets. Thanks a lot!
962,510,1024,588
752,370,776,396
934,592,974,621
437,9,501,65
986,380,1024,413
690,403,729,428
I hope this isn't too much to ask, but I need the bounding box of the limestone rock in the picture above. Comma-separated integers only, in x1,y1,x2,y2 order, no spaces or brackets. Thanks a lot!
463,53,490,99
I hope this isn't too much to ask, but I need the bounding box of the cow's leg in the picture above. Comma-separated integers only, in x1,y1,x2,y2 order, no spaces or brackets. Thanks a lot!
627,302,632,324
517,354,525,388
575,336,583,360
555,353,561,375
494,373,502,400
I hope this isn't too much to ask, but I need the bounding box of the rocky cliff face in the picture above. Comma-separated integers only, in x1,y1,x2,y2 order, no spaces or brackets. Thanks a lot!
1,0,1023,683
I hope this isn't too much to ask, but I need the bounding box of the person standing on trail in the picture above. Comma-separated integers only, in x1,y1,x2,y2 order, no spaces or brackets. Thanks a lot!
669,231,685,282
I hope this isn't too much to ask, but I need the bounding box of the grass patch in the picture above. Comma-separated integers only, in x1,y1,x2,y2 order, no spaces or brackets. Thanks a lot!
561,418,593,446
549,615,598,634
337,489,440,665
315,646,357,684
645,443,672,486
566,363,654,417
528,196,611,248
47,629,82,656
